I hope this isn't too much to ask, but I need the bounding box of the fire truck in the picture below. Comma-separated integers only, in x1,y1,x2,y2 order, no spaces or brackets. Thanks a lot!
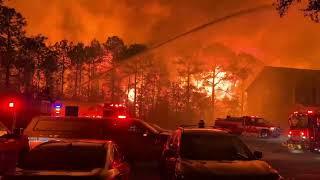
215,116,281,138
102,103,131,119
287,110,320,152
53,100,132,119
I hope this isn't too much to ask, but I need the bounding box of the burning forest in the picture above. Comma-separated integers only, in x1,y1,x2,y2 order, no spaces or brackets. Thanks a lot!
1,0,320,128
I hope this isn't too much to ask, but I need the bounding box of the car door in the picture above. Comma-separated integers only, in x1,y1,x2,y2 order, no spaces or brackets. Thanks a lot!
111,145,130,179
244,118,255,135
126,120,159,161
165,130,180,178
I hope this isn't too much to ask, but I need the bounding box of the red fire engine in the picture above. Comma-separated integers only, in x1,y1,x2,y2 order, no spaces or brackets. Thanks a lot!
102,103,130,119
287,110,320,152
215,116,281,138
79,103,131,119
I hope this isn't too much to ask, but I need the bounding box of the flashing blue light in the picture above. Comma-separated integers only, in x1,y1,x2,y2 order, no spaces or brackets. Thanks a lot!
55,105,61,108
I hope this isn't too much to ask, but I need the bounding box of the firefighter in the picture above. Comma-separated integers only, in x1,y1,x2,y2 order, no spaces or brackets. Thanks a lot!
198,119,205,128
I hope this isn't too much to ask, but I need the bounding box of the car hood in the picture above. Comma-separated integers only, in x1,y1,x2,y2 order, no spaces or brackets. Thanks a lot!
178,159,279,178
5,168,113,179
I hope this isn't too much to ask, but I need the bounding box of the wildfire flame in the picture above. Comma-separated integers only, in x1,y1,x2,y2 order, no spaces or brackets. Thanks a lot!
195,68,235,100
128,88,135,102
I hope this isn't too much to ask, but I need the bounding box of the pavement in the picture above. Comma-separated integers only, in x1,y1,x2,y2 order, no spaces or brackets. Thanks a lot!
242,136,320,180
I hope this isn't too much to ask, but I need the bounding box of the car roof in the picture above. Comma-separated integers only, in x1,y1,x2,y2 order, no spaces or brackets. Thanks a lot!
181,128,232,135
35,139,113,149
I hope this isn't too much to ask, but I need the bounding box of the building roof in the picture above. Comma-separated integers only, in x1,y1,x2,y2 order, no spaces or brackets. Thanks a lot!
247,66,320,91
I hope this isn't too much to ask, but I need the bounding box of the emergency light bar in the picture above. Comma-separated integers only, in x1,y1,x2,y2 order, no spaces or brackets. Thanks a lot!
118,115,126,119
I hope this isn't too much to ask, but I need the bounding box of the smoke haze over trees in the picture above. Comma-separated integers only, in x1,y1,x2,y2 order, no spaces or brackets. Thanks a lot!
0,0,319,128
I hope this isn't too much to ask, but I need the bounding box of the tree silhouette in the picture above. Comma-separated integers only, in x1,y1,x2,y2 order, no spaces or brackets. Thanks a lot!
53,40,72,96
103,36,127,102
15,35,47,93
0,5,26,87
68,42,86,97
40,47,58,96
85,39,104,98
275,0,320,22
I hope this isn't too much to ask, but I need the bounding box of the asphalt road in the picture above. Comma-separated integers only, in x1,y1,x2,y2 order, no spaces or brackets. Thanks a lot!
132,136,320,180
243,136,320,180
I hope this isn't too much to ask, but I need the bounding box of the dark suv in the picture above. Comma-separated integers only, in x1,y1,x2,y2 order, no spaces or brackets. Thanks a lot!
160,127,281,180
24,116,169,163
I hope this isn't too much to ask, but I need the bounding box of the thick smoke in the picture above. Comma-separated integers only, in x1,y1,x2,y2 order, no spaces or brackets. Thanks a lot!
6,0,320,68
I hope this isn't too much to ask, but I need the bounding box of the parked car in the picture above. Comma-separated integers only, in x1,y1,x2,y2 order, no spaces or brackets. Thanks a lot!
150,123,172,134
215,116,281,138
0,122,29,175
24,116,170,162
161,127,281,180
2,139,130,180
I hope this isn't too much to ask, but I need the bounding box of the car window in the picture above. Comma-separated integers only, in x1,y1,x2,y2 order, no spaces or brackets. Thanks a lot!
31,119,105,138
127,120,158,135
180,133,253,161
20,143,106,171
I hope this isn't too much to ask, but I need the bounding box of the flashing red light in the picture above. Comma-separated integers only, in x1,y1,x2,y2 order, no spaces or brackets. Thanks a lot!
301,132,304,136
118,115,126,119
8,102,14,108
294,111,298,114
289,131,292,135
308,110,313,114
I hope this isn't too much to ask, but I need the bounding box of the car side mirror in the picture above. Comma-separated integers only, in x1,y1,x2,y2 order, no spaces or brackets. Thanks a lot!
253,151,263,159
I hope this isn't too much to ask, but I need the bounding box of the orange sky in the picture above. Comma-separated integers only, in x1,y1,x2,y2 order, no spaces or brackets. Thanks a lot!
6,0,320,68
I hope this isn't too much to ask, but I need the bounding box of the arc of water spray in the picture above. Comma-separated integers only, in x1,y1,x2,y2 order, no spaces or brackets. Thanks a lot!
78,4,274,90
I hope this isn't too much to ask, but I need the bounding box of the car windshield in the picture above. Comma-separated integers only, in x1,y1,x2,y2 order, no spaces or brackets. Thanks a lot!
289,114,309,129
180,133,253,161
253,118,270,126
20,142,106,171
150,123,165,132
138,121,159,134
